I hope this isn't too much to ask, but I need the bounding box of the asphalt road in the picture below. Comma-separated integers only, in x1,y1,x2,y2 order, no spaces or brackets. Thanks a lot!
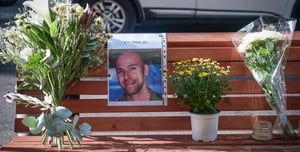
0,1,20,104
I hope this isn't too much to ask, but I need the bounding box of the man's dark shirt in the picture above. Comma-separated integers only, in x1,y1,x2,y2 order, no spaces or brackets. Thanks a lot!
117,88,162,101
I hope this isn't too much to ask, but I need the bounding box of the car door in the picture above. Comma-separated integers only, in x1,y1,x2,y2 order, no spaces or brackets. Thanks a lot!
195,0,295,18
138,0,197,18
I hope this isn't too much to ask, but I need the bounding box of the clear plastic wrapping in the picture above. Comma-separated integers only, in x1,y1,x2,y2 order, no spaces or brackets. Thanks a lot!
232,16,297,138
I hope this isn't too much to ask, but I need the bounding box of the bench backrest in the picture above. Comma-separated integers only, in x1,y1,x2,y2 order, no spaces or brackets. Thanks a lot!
15,32,300,136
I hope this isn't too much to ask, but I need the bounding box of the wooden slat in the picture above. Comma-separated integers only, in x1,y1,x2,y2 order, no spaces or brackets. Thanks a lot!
167,32,300,47
15,116,300,133
16,79,290,95
167,47,300,62
167,33,240,47
15,96,300,114
167,47,241,61
87,53,300,77
3,135,300,152
18,79,300,96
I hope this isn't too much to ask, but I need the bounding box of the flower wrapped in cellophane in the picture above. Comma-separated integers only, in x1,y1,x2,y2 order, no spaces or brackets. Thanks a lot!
232,16,297,138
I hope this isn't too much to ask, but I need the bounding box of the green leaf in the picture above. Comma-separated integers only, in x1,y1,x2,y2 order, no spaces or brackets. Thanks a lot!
22,116,37,128
29,126,42,135
47,118,72,137
53,106,72,120
79,122,92,136
50,20,58,38
36,113,46,129
72,115,79,128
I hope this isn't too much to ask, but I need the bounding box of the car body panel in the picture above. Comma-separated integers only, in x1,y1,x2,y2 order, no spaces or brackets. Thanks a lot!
195,0,295,18
138,0,197,18
75,0,300,32
138,0,197,9
137,0,296,19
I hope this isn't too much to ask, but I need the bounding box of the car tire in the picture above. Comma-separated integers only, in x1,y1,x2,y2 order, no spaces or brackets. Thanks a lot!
91,0,136,33
0,0,17,6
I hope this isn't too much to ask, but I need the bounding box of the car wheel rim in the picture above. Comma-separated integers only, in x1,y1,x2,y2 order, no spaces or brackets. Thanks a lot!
91,0,126,33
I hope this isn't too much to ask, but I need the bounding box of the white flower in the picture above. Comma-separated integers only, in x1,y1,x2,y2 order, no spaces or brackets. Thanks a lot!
237,30,283,53
6,29,20,43
95,17,104,25
54,3,67,16
72,4,84,17
23,0,52,26
20,47,33,61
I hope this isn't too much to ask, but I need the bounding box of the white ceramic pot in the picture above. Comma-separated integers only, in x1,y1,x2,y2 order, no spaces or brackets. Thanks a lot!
190,110,220,142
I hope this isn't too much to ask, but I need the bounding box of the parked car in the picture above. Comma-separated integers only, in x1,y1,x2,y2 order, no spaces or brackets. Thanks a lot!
0,0,17,6
74,0,300,33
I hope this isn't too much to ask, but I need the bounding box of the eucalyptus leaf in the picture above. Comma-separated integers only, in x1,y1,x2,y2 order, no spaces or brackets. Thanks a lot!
53,106,72,120
70,129,82,142
79,122,92,136
36,112,46,129
72,115,79,128
29,126,42,135
22,116,37,128
47,118,72,137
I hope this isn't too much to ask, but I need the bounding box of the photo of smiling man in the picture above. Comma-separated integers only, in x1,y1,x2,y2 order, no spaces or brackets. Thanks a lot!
107,33,166,106
108,49,163,105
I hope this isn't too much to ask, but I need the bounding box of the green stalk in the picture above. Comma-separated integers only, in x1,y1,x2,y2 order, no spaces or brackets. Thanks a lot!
66,130,74,149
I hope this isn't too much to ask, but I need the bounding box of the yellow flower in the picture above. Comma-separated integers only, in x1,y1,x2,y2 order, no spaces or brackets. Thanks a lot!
192,58,199,62
186,70,192,75
199,72,209,77
173,61,182,67
220,70,228,75
178,71,184,76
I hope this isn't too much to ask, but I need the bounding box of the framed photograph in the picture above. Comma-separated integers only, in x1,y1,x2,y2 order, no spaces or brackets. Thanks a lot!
107,33,167,106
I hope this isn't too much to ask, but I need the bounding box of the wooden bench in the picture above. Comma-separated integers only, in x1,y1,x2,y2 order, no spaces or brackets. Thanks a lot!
3,32,300,151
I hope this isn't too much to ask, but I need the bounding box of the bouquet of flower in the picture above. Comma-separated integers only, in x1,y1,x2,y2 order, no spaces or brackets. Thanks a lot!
163,58,231,114
232,16,297,138
0,0,110,149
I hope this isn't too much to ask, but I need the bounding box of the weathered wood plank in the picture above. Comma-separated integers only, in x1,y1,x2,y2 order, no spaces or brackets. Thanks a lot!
15,96,300,115
15,116,300,133
2,135,300,152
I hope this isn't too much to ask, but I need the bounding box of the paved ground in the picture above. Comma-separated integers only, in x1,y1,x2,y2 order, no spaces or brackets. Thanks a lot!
0,64,16,147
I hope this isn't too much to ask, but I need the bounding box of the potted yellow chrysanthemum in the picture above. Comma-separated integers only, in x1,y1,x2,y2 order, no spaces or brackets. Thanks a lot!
163,58,231,142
